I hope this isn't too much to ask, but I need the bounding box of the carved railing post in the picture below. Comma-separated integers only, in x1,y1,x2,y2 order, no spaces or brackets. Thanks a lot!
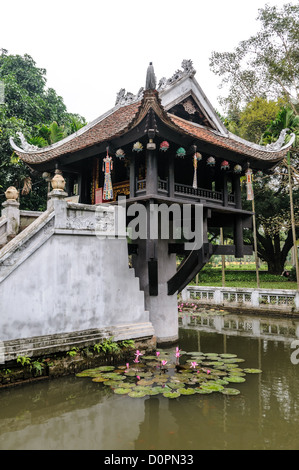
1,186,20,240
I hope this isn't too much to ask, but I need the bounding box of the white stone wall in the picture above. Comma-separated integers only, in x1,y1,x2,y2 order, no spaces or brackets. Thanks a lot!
0,200,152,349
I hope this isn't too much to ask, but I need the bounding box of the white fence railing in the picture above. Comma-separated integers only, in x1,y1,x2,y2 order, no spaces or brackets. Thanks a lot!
181,285,299,313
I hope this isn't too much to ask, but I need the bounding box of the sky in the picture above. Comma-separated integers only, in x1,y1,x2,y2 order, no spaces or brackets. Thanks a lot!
0,0,295,123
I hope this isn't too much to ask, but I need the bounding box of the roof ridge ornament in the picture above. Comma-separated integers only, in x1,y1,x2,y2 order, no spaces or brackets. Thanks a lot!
157,59,196,91
145,62,157,90
15,131,39,152
265,128,290,151
115,87,144,106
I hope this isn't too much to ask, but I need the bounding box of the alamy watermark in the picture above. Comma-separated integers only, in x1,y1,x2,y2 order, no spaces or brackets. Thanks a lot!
0,81,4,104
291,340,299,365
95,196,204,251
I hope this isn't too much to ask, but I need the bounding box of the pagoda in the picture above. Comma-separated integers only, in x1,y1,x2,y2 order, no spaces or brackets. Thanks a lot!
10,60,295,343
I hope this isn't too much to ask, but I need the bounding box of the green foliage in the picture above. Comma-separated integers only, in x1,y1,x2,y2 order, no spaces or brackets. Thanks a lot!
93,337,135,355
0,50,86,210
210,3,299,115
16,355,31,367
66,347,80,357
31,360,44,376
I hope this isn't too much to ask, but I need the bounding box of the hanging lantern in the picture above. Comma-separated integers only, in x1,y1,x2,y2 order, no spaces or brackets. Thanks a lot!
221,160,230,170
193,153,199,189
133,141,143,153
245,168,254,201
195,152,202,161
234,164,242,174
207,156,216,167
255,170,263,180
102,149,114,201
160,141,169,152
115,148,125,159
176,147,186,158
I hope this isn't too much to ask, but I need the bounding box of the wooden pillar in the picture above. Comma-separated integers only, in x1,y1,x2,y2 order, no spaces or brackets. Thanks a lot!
129,154,136,198
233,174,242,209
234,216,244,258
168,152,175,198
146,143,158,195
222,172,228,206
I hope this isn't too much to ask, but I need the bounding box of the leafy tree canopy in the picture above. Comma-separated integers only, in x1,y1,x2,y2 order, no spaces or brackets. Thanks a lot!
0,50,86,210
210,2,299,117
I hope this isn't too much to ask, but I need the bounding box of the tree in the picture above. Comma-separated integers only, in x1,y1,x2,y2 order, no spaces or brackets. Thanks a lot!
0,51,86,210
226,97,282,144
243,171,299,274
210,2,299,115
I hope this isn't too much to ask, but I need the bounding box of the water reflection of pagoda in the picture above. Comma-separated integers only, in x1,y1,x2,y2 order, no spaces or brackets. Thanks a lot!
11,60,294,344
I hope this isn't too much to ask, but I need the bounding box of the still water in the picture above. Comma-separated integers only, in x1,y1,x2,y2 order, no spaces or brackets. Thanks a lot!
1,310,299,450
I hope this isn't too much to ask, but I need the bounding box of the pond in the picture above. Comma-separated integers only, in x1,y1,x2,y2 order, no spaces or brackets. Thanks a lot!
1,309,299,451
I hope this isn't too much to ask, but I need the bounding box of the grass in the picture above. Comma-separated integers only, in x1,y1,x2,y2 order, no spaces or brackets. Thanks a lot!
191,268,298,290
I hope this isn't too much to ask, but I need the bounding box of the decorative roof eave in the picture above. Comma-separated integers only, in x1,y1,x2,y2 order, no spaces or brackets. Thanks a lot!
10,85,295,167
10,100,143,165
168,114,296,163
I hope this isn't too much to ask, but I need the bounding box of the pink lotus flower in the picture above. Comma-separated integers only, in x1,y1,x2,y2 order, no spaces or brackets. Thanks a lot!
207,370,211,375
133,358,139,363
190,361,198,369
156,351,160,357
135,350,143,357
161,360,168,366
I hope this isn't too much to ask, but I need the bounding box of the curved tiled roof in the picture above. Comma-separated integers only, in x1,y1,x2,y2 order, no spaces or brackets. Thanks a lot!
10,89,295,166
169,114,295,162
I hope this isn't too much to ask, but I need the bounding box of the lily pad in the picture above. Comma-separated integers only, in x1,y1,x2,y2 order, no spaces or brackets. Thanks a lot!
117,382,136,389
113,388,131,394
91,376,109,383
244,369,262,374
194,388,213,394
128,390,148,398
222,358,245,364
103,380,124,387
220,354,237,359
101,373,124,380
214,378,230,385
226,376,246,383
137,379,155,386
178,388,196,395
200,383,224,392
94,366,115,371
221,388,241,396
151,386,170,394
163,391,181,398
168,382,183,389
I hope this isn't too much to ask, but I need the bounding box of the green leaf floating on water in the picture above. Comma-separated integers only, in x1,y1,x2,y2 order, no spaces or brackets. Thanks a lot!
243,369,262,374
163,391,181,398
101,373,124,380
226,376,246,383
128,390,148,398
178,388,196,395
221,388,241,395
92,377,109,383
200,383,224,392
114,388,131,394
220,354,237,359
168,382,183,389
195,388,213,394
